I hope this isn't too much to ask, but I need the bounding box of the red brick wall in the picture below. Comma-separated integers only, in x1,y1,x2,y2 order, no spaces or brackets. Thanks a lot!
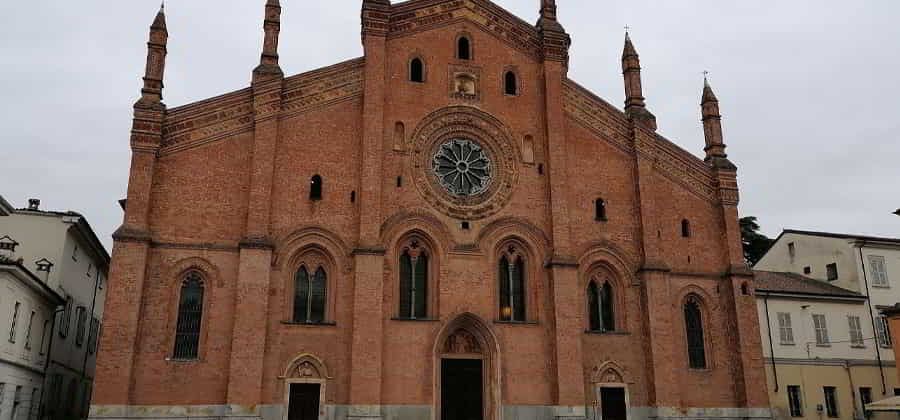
93,3,768,413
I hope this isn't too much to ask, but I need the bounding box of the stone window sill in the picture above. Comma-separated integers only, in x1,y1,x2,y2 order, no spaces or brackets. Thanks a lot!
166,357,201,364
816,343,832,348
781,342,796,346
585,330,629,335
494,320,539,326
281,321,336,327
391,317,439,322
851,345,867,349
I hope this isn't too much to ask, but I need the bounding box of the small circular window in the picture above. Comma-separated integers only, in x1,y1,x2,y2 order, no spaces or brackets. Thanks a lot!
432,138,493,197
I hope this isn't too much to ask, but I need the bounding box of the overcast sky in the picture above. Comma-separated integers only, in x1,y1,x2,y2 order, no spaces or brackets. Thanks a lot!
1,1,898,251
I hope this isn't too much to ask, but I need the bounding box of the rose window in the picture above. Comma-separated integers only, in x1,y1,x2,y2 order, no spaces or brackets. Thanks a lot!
432,139,493,197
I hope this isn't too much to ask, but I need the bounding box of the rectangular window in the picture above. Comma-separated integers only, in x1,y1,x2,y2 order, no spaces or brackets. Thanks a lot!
29,388,38,420
860,387,873,419
778,312,795,344
894,388,900,396
849,316,864,347
869,256,890,287
824,386,839,417
75,306,87,347
12,386,22,420
788,385,804,417
876,316,892,348
827,263,839,281
813,314,830,345
788,242,796,260
804,266,812,275
0,383,5,418
9,302,21,343
24,311,35,349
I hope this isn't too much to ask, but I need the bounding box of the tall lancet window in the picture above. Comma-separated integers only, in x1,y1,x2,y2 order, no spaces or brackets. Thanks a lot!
294,266,327,323
587,279,615,332
173,272,204,360
457,36,471,60
684,296,707,369
399,242,429,319
498,246,526,322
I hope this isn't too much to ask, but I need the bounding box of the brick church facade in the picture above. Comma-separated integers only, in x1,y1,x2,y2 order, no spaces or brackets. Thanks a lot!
91,1,770,420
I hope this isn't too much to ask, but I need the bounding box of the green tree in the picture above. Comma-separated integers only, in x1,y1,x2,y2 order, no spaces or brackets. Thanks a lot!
740,216,774,266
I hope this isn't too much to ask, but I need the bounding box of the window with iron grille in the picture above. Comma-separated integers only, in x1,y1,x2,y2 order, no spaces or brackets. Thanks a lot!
24,311,34,349
173,272,204,360
788,385,803,417
293,266,327,323
813,314,830,345
9,302,20,343
869,256,890,287
849,316,864,347
826,263,838,281
684,297,707,369
777,312,794,345
399,249,428,319
860,387,873,419
876,316,892,348
824,386,839,417
498,250,526,322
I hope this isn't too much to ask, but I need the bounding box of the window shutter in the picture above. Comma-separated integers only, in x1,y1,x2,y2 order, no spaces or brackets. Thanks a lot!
512,257,526,322
294,268,310,323
309,268,327,323
869,256,889,286
601,282,615,331
399,253,412,318
587,282,601,331
413,254,428,318
498,257,511,321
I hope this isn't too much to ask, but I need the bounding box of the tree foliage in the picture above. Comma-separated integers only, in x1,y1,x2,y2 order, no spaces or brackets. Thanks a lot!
740,216,774,266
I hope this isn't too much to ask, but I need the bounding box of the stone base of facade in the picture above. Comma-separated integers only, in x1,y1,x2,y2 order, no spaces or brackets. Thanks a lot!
90,405,772,420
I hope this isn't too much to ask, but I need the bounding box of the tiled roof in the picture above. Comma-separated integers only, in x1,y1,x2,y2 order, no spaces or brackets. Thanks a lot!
754,270,864,299
782,229,900,245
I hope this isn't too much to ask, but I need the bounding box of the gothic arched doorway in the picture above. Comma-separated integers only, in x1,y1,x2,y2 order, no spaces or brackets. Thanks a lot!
434,314,500,420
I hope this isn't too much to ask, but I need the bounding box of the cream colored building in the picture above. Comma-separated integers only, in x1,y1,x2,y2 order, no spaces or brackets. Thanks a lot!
755,271,898,420
0,197,109,420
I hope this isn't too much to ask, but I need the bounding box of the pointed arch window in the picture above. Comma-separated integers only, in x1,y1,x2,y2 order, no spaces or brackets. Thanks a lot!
587,280,615,332
410,58,425,83
457,37,471,60
173,272,204,360
504,71,518,96
498,248,526,322
310,175,323,201
399,246,428,319
294,266,327,323
684,297,707,369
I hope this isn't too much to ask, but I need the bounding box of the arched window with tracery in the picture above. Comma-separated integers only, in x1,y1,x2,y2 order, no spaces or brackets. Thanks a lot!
587,279,615,332
294,266,327,323
684,296,707,369
498,245,526,322
399,241,429,319
173,271,204,360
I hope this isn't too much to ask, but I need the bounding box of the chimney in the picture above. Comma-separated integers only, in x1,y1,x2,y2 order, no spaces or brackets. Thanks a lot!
28,199,40,210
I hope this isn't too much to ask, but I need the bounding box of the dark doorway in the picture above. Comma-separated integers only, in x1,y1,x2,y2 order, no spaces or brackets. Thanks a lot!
441,359,484,420
600,387,627,420
288,383,321,420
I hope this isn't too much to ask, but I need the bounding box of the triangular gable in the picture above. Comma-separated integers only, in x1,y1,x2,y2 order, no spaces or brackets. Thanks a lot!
388,0,544,60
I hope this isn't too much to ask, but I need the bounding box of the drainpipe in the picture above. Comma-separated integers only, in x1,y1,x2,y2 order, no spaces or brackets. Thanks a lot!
763,293,779,392
39,306,65,420
858,242,887,395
